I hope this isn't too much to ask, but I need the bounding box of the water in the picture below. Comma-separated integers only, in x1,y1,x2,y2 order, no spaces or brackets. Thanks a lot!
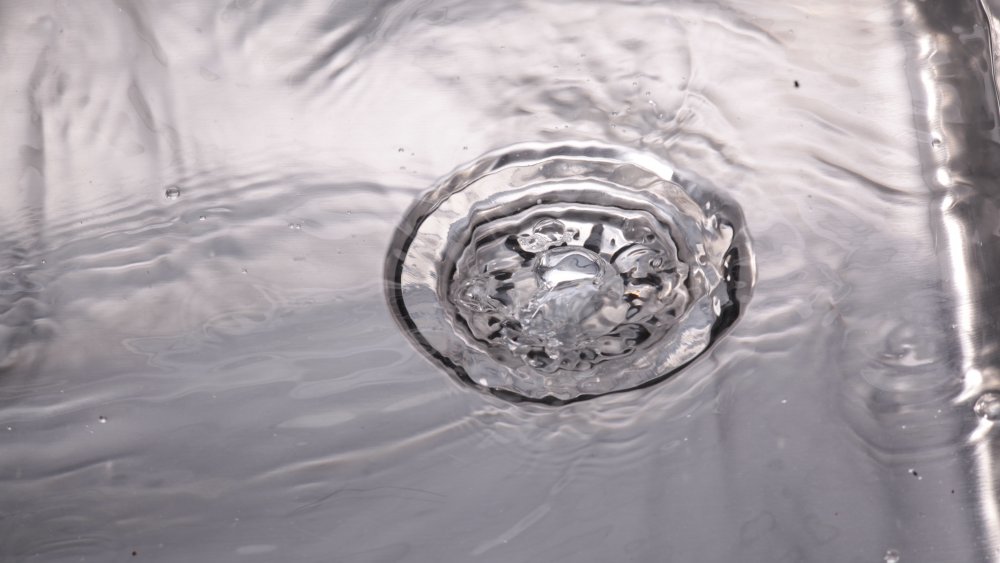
2,0,999,561
975,393,1000,421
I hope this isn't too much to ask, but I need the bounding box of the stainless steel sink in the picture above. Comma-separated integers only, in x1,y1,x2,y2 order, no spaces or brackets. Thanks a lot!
2,1,1000,561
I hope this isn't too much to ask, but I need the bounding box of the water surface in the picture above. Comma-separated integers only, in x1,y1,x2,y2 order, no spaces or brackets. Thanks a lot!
1,1,999,561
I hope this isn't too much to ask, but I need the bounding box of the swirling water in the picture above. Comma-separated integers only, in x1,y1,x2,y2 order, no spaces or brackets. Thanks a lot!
389,143,753,402
1,1,999,562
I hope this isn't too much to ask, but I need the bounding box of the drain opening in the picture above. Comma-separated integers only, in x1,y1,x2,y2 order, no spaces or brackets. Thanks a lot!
386,142,754,403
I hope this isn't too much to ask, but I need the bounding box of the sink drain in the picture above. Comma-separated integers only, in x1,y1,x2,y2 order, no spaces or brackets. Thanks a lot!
386,142,753,403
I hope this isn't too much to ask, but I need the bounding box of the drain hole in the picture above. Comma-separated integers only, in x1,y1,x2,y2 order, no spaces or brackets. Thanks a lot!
386,142,754,403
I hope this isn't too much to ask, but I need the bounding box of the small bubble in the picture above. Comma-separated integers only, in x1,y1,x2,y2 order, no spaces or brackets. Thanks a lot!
931,138,942,148
98,416,107,423
632,81,638,87
462,146,468,150
241,268,248,275
884,548,900,563
164,186,181,199
398,147,405,153
199,215,206,221
288,223,302,230
974,392,1000,420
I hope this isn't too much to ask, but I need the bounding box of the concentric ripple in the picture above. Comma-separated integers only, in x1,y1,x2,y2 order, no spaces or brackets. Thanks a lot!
386,143,754,402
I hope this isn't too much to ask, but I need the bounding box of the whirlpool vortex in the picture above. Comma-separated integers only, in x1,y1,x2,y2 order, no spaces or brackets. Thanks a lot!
386,143,754,403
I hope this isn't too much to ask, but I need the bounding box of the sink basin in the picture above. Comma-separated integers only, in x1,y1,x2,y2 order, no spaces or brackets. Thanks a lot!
2,1,1000,561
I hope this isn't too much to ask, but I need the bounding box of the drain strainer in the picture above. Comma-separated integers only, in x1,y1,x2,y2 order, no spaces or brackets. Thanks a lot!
386,142,753,403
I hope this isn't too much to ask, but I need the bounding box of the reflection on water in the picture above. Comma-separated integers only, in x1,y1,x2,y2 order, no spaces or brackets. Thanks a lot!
0,0,998,561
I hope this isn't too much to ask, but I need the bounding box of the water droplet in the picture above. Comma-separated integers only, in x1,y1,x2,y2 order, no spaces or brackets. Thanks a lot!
974,392,1000,420
884,548,900,563
98,416,107,423
164,186,181,199
387,143,752,402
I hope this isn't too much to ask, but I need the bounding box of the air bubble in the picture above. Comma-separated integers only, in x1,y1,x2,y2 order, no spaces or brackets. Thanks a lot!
164,186,181,199
974,392,1000,420
884,549,900,563
516,218,576,253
